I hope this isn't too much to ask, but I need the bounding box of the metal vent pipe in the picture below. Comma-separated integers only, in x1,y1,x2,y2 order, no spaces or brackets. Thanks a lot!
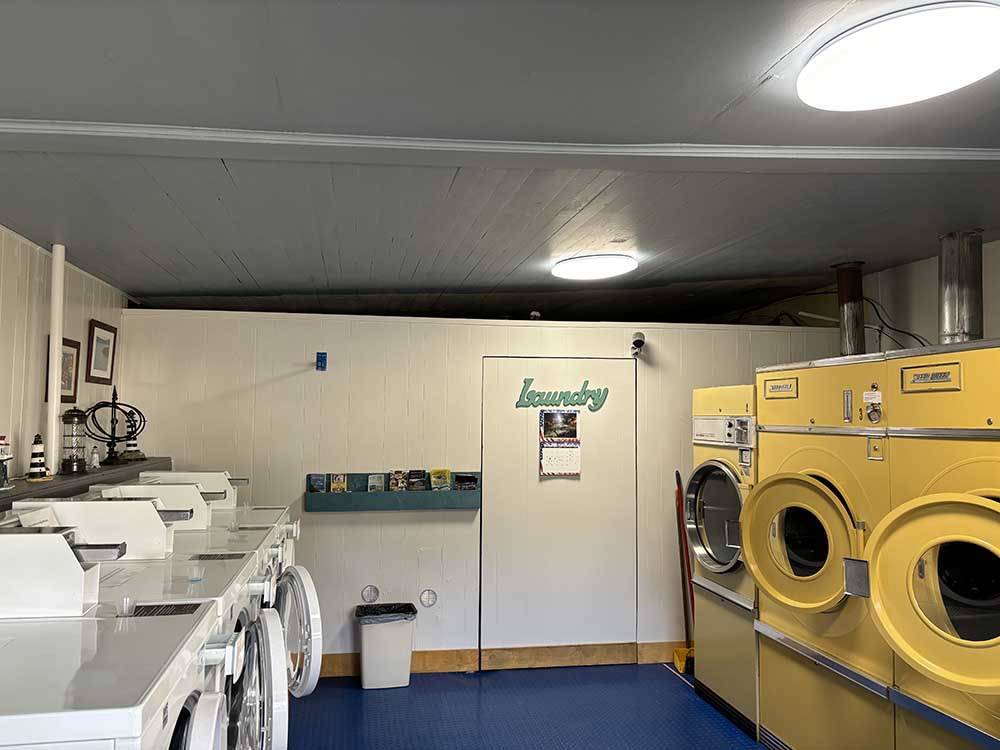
833,261,865,356
939,230,983,345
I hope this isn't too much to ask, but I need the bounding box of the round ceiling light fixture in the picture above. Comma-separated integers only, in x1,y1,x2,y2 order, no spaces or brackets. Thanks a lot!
551,254,638,280
797,2,1000,111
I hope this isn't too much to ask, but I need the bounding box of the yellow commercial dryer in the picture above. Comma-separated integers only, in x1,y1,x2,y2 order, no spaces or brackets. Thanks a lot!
685,385,757,735
742,354,895,750
857,341,1000,749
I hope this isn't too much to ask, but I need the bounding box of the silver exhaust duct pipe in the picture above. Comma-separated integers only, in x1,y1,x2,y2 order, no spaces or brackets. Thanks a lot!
833,261,865,356
939,230,983,345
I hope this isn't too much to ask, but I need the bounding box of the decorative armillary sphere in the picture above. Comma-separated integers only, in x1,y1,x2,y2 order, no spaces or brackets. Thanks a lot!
84,387,147,466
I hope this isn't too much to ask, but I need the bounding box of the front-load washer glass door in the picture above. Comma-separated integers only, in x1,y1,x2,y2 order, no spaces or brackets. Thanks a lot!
229,609,289,750
169,692,228,750
740,472,862,613
227,612,260,750
274,565,323,698
865,493,1000,694
685,460,745,573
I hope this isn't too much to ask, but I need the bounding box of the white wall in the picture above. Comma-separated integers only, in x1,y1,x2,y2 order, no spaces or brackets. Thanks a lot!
864,239,1000,346
0,225,127,477
119,309,838,655
732,238,1000,353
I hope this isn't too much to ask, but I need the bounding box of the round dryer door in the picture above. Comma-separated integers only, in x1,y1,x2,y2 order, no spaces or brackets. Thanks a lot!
685,460,745,573
864,493,1000,694
229,609,289,750
740,472,861,613
169,692,228,750
275,565,323,698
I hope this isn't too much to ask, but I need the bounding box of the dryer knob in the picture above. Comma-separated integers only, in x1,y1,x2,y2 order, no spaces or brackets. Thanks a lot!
866,403,882,424
282,520,301,540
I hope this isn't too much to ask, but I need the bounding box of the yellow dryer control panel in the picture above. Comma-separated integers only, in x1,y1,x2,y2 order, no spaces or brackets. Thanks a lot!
692,384,754,417
757,358,888,428
888,345,1000,430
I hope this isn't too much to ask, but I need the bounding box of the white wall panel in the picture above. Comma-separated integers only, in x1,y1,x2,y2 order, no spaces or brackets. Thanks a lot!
0,225,125,478
860,240,1000,346
119,309,838,654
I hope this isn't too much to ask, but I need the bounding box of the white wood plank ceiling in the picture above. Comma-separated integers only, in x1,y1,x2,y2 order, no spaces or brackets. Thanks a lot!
0,0,999,320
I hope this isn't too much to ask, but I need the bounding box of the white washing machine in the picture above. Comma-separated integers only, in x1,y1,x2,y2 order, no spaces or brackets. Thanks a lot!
0,528,242,749
27,479,323,707
96,552,290,750
87,487,322,702
173,513,322,699
0,601,243,749
0,518,287,749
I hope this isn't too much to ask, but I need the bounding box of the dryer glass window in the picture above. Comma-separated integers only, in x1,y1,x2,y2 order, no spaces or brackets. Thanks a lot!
769,507,829,578
912,542,1000,643
695,467,742,567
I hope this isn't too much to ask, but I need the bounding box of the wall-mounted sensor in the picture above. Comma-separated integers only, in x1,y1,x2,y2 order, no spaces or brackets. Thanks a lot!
316,352,328,371
631,332,645,358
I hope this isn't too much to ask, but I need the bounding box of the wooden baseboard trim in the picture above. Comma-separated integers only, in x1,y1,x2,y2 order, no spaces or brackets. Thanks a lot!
413,648,478,674
321,648,478,678
637,641,687,664
321,652,361,677
481,642,637,671
321,641,681,677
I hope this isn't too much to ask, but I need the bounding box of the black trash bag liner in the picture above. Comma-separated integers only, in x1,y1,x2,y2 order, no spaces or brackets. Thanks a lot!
355,602,417,625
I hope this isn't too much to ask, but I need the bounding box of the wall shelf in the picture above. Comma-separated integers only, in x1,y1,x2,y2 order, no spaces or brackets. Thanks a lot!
303,471,480,513
0,456,173,513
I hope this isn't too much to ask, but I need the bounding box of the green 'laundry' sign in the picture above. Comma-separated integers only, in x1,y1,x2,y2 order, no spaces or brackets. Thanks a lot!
515,377,609,412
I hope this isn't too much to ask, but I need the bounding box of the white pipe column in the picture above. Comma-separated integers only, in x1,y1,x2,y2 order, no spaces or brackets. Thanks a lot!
46,244,66,475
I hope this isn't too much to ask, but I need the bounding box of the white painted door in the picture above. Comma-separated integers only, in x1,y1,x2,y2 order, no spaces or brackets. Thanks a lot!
481,357,637,650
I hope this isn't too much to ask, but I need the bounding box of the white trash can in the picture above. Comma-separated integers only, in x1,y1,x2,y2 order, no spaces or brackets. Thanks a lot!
355,603,417,689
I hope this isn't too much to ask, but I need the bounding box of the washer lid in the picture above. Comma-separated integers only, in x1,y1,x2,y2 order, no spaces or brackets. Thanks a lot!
864,493,1000,694
685,460,745,574
185,692,228,750
275,565,323,698
740,473,860,613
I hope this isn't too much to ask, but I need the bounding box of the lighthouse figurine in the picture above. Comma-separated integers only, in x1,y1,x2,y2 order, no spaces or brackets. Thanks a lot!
0,435,13,491
120,410,146,462
26,434,52,482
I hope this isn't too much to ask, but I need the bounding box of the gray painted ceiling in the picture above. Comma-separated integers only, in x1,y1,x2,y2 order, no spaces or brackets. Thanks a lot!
2,0,1000,147
0,0,999,320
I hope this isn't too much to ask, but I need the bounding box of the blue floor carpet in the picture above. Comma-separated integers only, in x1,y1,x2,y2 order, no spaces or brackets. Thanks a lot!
289,664,758,749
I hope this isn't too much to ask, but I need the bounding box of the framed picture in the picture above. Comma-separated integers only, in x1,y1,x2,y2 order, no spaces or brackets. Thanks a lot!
85,319,118,385
45,337,81,403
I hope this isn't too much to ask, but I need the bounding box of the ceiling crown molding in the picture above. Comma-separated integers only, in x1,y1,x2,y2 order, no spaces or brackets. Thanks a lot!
1,118,1000,173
